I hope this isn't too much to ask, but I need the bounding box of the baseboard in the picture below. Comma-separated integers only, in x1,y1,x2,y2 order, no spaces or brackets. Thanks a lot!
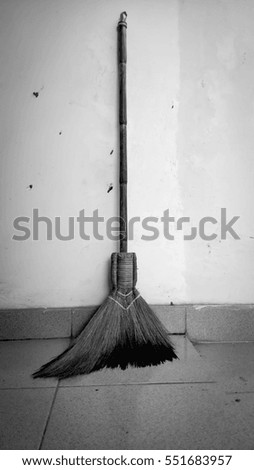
187,305,254,342
0,304,254,341
0,305,185,340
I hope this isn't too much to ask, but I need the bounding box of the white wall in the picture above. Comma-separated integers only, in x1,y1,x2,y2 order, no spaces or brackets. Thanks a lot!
0,0,253,308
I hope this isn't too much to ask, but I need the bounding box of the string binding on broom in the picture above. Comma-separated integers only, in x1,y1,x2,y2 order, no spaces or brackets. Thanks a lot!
117,291,134,297
108,292,141,311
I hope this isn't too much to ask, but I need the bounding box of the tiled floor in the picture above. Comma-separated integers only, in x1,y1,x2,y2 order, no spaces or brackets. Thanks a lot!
0,336,254,449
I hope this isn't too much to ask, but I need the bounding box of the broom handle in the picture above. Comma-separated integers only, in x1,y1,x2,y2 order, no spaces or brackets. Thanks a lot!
118,12,128,253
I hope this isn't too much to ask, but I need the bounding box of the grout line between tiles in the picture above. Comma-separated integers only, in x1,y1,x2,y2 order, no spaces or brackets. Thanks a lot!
39,381,60,450
185,306,187,335
58,380,217,388
194,340,254,344
0,385,58,390
0,381,217,391
0,337,70,342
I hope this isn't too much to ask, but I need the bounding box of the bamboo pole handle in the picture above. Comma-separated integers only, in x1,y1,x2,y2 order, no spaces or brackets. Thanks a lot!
118,12,128,253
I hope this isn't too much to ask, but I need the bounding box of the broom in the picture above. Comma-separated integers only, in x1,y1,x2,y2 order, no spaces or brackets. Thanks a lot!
33,12,177,379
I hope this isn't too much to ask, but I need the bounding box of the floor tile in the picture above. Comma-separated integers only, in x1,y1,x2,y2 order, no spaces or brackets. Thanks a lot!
42,384,254,449
0,339,69,389
0,388,55,449
59,336,216,387
194,342,254,391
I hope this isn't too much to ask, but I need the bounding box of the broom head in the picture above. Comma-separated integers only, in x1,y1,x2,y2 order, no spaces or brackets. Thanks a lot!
33,253,177,379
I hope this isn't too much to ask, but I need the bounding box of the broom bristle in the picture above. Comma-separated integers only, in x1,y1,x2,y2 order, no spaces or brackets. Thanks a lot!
33,288,177,379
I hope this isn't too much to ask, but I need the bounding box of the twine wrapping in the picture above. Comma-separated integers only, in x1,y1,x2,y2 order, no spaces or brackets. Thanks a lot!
111,252,137,290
